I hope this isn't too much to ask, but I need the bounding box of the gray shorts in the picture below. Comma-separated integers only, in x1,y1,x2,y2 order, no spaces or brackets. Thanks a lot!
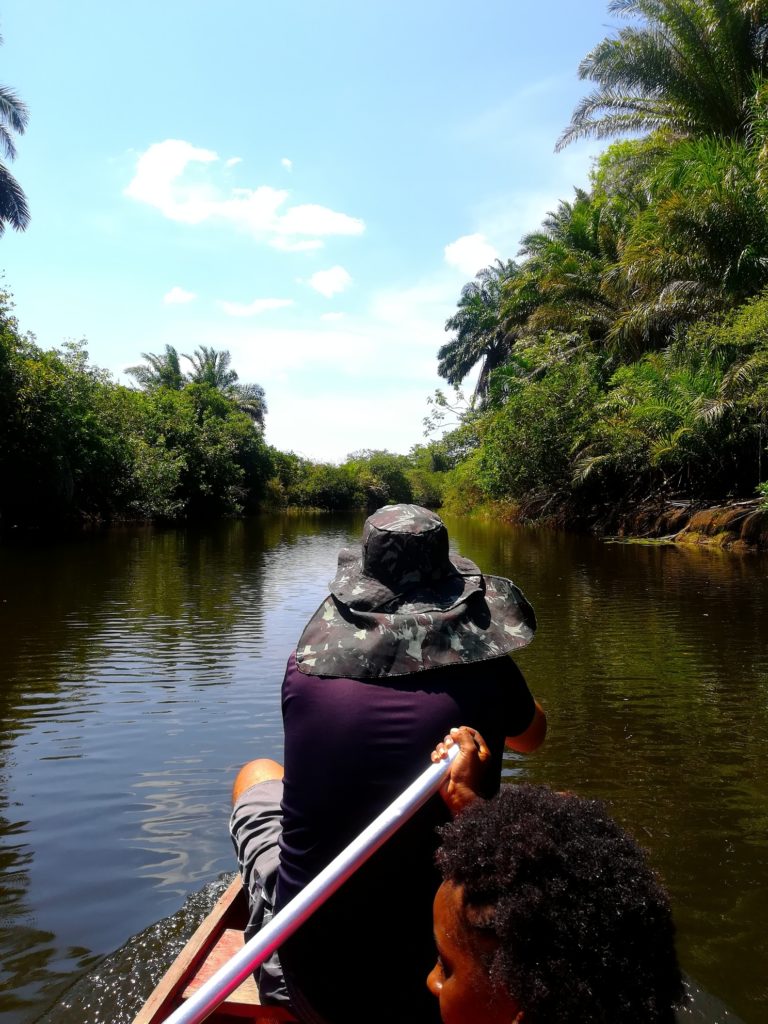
229,778,290,1006
230,780,332,1024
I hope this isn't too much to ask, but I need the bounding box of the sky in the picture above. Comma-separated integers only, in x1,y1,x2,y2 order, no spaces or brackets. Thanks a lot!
2,0,613,462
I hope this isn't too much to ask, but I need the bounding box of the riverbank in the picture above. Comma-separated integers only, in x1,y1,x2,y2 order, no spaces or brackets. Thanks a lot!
614,498,768,552
470,497,768,552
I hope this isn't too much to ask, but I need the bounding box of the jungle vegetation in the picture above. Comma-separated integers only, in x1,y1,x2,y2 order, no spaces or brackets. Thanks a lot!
429,0,768,527
0,301,442,528
5,1,768,531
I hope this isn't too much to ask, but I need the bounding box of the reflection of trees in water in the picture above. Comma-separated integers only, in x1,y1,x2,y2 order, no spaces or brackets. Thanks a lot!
0,521,289,1023
1,538,126,1020
3,515,764,1022
0,808,100,1021
444,515,768,1022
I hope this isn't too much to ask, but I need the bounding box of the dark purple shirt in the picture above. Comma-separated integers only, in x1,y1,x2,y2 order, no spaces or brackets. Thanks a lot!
275,651,535,1024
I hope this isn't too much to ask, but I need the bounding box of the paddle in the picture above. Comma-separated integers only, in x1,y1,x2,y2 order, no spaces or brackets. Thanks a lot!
161,742,459,1024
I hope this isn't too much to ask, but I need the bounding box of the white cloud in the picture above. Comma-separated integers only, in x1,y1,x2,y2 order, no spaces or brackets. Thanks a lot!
320,311,346,322
225,156,242,168
281,157,293,171
273,204,363,238
163,286,197,304
309,266,352,298
264,389,431,462
124,140,364,244
270,237,324,252
371,281,457,327
222,326,378,378
444,233,500,276
125,140,219,224
218,298,294,317
231,319,446,460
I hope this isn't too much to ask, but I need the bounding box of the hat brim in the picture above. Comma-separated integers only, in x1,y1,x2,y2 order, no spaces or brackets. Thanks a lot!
295,573,536,679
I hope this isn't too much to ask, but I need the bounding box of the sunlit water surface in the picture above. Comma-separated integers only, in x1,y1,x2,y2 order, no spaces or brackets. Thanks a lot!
0,515,765,1022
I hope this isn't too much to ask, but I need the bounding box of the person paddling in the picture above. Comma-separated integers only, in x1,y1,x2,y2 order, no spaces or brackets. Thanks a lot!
231,504,546,1024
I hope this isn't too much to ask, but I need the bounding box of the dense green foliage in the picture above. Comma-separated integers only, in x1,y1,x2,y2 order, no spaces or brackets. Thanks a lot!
0,300,274,529
432,0,768,526
263,447,443,512
127,345,268,427
0,297,448,528
7,1,768,534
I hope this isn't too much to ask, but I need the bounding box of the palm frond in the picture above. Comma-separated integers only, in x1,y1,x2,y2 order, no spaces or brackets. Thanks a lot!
0,85,29,136
0,162,29,233
560,1,767,149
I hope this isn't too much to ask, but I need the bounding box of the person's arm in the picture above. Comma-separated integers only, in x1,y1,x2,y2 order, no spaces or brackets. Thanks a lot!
431,726,492,818
505,699,547,753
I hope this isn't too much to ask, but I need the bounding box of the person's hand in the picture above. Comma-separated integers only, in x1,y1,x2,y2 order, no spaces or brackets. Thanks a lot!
431,726,492,817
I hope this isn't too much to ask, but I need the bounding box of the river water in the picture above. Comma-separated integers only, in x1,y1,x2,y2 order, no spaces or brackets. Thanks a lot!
0,514,765,1022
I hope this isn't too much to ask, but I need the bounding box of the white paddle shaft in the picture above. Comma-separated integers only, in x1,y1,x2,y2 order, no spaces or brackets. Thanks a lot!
161,743,459,1024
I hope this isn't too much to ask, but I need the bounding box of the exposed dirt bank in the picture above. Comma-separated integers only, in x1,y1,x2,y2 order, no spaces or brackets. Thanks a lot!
614,498,768,552
470,497,768,552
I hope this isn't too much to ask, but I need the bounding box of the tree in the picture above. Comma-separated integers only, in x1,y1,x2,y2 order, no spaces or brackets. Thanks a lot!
125,344,185,390
229,381,267,429
0,35,30,235
184,345,238,389
509,189,623,345
558,0,768,150
345,449,414,507
184,345,267,427
126,345,268,428
438,260,518,406
611,135,768,352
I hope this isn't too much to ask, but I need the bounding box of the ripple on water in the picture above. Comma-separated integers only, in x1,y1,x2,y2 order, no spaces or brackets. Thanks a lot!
36,876,233,1024
1,516,764,1023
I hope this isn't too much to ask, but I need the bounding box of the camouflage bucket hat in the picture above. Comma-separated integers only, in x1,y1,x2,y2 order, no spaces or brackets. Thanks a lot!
296,503,536,679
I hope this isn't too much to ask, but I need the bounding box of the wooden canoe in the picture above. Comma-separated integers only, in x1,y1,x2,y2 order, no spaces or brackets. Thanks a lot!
132,876,298,1024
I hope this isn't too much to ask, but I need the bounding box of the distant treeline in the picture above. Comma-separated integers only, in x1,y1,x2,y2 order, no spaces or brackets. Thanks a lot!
0,301,443,529
0,310,270,528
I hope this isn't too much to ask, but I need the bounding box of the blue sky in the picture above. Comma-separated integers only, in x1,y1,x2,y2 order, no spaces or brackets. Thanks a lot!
2,0,612,461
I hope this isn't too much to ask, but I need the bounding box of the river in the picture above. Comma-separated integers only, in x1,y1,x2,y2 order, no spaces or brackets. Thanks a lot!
0,514,765,1022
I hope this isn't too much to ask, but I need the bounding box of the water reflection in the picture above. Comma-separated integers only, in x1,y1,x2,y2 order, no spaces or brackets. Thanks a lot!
444,516,768,1022
0,515,363,1023
0,514,765,1022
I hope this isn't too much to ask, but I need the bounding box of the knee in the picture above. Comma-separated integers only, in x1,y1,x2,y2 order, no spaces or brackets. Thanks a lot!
232,758,284,804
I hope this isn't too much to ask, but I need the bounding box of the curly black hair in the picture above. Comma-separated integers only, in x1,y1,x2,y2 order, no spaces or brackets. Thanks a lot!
436,784,685,1024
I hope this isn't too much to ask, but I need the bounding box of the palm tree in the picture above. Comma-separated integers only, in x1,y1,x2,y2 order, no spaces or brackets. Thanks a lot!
184,346,267,427
557,0,768,150
231,381,268,429
184,345,239,390
0,41,30,235
574,347,733,496
438,260,518,406
510,190,623,342
611,135,768,352
125,345,186,390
